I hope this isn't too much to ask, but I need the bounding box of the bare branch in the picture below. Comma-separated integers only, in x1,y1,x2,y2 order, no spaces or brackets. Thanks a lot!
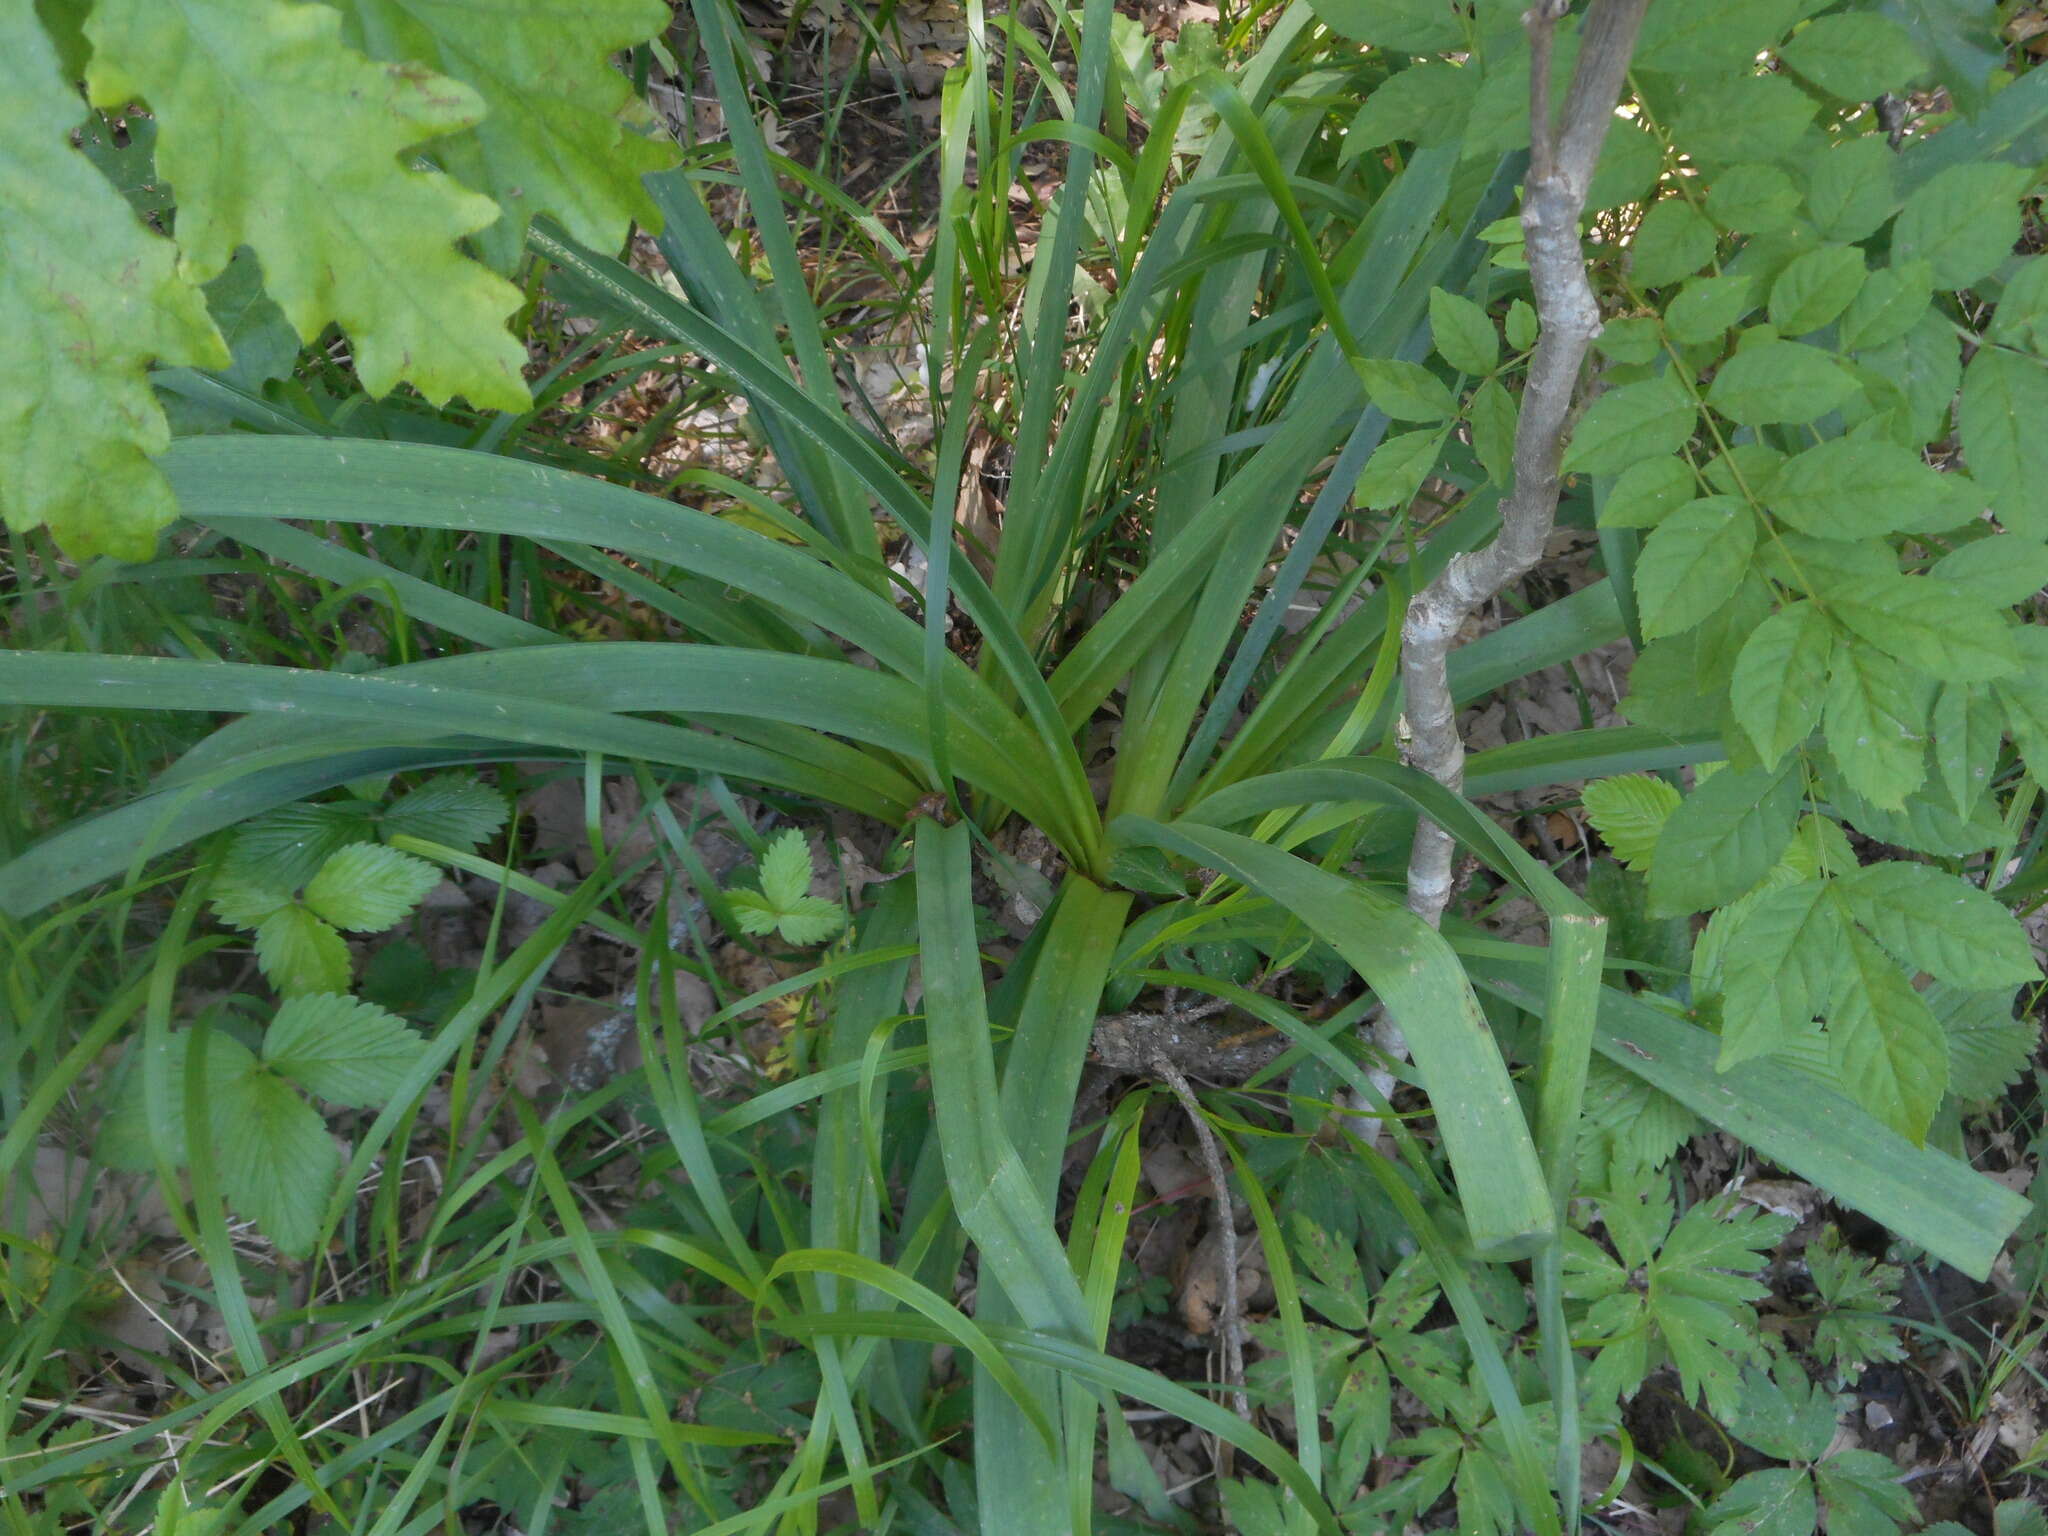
1381,0,1649,1060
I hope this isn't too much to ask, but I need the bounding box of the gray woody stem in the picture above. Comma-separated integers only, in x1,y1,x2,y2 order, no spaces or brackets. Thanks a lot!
1398,0,1651,932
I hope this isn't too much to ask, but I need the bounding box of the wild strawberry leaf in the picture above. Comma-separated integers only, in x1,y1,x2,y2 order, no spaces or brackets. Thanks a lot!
263,992,425,1107
304,843,442,933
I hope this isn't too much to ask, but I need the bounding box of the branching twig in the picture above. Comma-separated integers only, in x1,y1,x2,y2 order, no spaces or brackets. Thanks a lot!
1151,1049,1252,1445
1380,0,1650,1058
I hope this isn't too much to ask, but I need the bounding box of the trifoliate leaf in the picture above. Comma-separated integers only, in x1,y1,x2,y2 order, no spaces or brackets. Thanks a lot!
1892,162,2032,289
255,905,353,996
1802,135,1896,244
84,0,529,410
1779,13,1926,99
211,874,296,933
723,887,784,937
774,896,849,947
1666,274,1759,347
263,992,425,1107
1581,775,1681,873
1814,1450,1917,1536
1806,1227,1906,1383
1576,1055,1698,1182
215,1064,336,1256
1823,648,1929,811
1428,286,1497,376
1768,439,1954,540
1927,983,2036,1102
1731,602,1833,768
331,0,673,270
101,1029,260,1172
380,775,508,851
0,19,229,562
1827,925,1948,1144
1840,862,2041,990
757,828,818,912
1356,357,1456,423
1768,245,1865,336
1354,428,1447,509
1726,1362,1841,1462
1718,881,1846,1070
1648,764,1802,917
225,801,377,892
1564,375,1697,476
1636,497,1757,640
1707,339,1860,425
1629,199,1719,289
304,843,441,933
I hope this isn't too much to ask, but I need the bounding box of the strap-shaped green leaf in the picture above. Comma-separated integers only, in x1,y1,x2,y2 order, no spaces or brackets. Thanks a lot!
1465,950,2027,1279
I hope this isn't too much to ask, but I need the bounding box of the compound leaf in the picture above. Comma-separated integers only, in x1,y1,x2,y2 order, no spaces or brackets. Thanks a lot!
1636,497,1757,639
380,775,508,850
1839,862,2041,990
304,843,442,932
1648,764,1802,917
1731,601,1832,768
264,992,426,1107
254,905,354,996
1706,340,1859,426
1768,439,1954,541
215,1062,337,1256
1826,924,1948,1144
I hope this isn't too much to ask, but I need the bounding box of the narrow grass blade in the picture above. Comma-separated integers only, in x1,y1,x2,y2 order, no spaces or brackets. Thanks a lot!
1533,912,1607,1529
